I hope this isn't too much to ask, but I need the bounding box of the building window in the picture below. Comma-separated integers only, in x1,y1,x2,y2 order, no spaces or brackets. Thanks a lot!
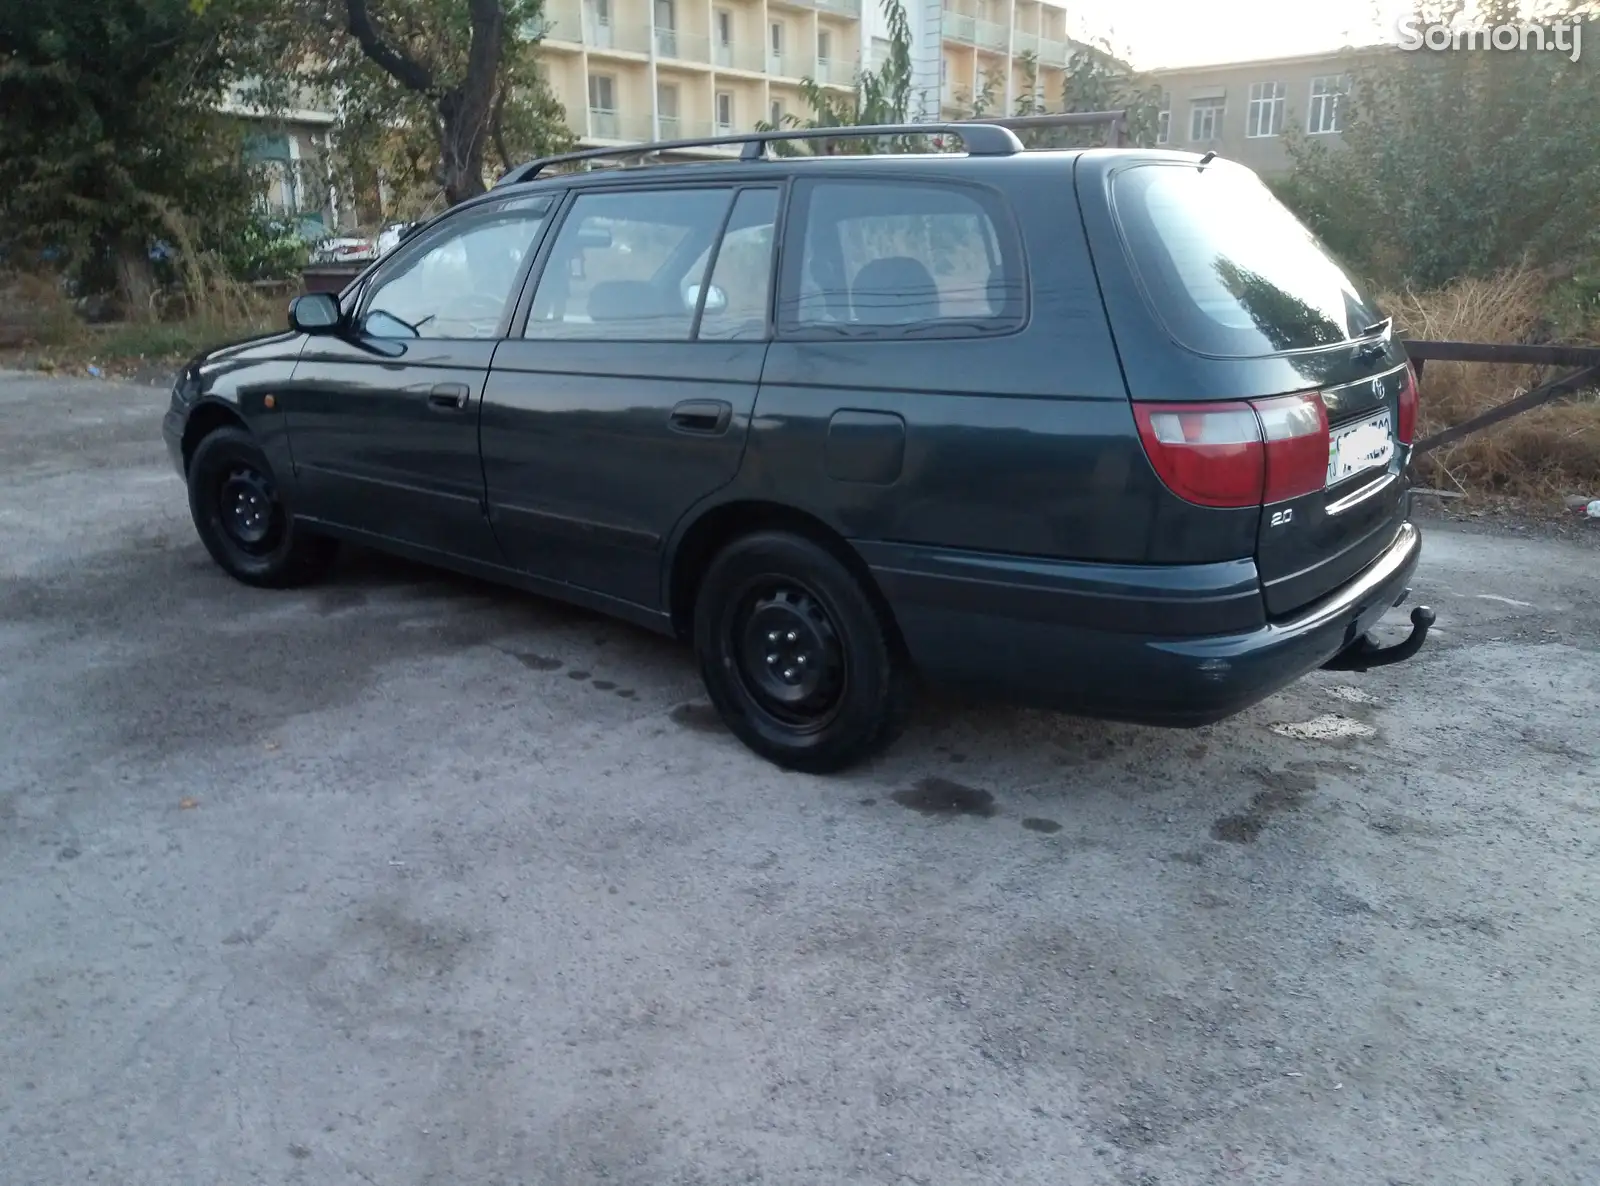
716,91,734,131
770,98,785,125
1156,109,1170,145
872,35,891,66
588,74,615,112
817,29,832,62
1246,81,1285,138
1189,101,1223,142
715,8,732,44
1308,75,1347,134
770,21,783,55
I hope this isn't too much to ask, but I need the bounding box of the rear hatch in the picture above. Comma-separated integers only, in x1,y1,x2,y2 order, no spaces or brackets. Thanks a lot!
1088,155,1416,618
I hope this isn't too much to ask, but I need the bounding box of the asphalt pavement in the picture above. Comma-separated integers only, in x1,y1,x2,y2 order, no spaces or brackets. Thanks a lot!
3,370,1599,1185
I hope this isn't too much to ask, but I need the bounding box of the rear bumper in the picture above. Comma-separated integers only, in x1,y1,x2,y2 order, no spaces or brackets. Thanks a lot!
862,521,1424,726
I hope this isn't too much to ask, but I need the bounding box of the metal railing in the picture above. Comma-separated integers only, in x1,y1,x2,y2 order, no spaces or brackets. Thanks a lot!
656,28,710,61
1402,340,1600,457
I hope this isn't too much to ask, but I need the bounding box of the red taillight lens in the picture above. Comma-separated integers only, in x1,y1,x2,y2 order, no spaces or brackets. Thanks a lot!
1254,392,1330,503
1132,401,1264,508
1397,363,1418,446
1133,392,1331,509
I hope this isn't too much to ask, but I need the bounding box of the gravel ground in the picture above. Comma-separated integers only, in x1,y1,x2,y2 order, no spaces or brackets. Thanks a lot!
2,371,1598,1186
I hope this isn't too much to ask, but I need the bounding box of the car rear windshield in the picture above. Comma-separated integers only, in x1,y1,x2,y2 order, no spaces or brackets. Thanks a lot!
1111,161,1384,358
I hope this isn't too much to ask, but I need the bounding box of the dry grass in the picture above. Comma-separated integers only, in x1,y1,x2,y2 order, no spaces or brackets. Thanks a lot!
0,265,281,377
1383,267,1600,505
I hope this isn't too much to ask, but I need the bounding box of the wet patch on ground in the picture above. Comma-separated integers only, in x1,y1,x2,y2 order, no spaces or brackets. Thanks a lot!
1210,769,1316,844
669,702,726,733
890,777,996,819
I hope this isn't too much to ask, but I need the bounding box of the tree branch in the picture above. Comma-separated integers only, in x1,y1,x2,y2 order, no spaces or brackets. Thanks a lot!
344,0,434,96
490,85,512,172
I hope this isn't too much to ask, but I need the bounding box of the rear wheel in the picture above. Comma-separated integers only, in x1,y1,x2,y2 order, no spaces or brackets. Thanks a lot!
186,426,337,588
693,530,912,773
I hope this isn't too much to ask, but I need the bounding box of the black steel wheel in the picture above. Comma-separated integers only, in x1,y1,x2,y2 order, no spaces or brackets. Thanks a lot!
186,426,337,588
693,530,912,773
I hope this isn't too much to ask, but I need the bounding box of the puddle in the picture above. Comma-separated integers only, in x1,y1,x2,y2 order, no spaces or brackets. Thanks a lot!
890,777,996,819
669,702,726,733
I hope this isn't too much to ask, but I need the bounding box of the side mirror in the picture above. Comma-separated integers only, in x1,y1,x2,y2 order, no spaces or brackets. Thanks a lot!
289,292,341,334
684,283,728,313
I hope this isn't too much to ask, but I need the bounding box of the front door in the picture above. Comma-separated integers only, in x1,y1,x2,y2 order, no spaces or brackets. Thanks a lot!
283,195,555,563
483,184,781,608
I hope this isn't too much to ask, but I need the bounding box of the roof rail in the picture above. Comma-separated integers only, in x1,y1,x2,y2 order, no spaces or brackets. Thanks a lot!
493,122,1025,187
954,109,1132,147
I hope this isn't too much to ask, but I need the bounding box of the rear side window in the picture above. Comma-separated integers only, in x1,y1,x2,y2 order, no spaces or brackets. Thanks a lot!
779,178,1025,339
1111,161,1383,357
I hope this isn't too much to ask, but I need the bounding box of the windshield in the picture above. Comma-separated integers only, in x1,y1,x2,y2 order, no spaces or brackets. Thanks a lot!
1111,160,1383,358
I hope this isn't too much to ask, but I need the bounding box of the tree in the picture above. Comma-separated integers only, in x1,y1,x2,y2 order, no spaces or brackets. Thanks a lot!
762,0,926,153
274,0,573,212
1056,37,1164,147
0,0,275,313
1282,0,1600,288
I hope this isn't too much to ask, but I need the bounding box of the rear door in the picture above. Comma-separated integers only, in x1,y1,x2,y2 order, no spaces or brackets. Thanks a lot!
1080,155,1413,617
483,182,780,608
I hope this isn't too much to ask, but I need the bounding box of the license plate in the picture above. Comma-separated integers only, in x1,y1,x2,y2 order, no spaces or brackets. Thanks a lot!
1327,408,1395,485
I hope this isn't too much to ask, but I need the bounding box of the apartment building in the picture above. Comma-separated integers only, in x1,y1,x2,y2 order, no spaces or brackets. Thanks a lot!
932,0,1075,120
1146,46,1390,175
534,0,1077,155
536,0,864,155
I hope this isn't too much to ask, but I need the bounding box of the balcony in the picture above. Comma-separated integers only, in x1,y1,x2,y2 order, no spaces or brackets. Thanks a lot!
538,0,584,42
1012,30,1038,56
974,18,1007,50
1037,35,1071,66
813,57,848,86
589,108,620,138
714,42,766,71
943,12,975,42
767,52,812,79
586,13,651,54
773,0,861,12
656,28,711,62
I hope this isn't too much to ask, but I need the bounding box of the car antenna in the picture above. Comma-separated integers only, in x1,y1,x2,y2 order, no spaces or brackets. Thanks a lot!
1198,150,1216,167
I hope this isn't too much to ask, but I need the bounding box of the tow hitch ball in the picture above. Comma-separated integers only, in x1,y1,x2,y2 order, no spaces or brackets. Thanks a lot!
1322,591,1436,674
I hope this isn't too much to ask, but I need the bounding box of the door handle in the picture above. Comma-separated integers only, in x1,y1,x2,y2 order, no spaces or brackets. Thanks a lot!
428,383,471,411
669,399,733,435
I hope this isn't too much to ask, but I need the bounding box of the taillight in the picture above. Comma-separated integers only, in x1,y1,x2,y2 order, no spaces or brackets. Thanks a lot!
1254,393,1330,503
1133,392,1330,509
1397,362,1418,445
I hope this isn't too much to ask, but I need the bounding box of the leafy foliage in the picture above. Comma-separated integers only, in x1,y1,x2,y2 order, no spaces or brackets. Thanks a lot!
1282,0,1600,289
760,0,933,153
265,0,574,213
0,0,279,310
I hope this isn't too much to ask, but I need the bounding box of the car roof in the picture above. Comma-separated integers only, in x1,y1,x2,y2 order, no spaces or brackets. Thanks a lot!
438,144,1214,227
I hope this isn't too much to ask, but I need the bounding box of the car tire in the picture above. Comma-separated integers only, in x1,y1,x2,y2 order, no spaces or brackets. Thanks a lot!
186,426,337,588
693,530,913,773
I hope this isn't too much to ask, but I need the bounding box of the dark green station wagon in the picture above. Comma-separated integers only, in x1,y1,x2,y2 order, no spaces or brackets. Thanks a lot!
164,121,1434,772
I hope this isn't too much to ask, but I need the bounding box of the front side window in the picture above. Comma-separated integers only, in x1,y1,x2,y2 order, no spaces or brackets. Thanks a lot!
361,198,551,339
1246,81,1285,138
524,187,735,341
781,179,1025,338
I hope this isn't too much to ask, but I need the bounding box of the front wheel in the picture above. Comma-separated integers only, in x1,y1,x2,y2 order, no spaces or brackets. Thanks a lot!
186,426,337,588
693,530,912,773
